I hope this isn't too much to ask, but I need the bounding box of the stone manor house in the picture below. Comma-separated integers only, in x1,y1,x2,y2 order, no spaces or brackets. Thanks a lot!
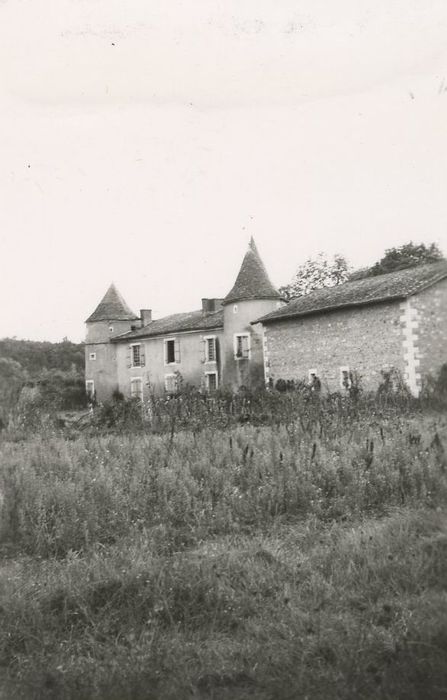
85,239,447,402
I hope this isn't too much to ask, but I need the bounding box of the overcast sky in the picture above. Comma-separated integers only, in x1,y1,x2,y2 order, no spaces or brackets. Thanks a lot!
1,0,447,342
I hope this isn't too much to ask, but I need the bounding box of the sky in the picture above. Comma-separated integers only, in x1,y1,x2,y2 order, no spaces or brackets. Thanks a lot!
1,0,447,342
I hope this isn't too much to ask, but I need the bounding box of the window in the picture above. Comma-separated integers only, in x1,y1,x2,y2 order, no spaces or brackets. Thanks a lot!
130,377,143,400
85,380,95,399
127,344,145,369
204,336,217,363
164,338,180,365
233,305,238,313
308,369,321,392
164,373,178,394
89,352,96,361
205,372,218,392
340,366,351,390
131,344,142,367
234,333,250,360
109,326,114,333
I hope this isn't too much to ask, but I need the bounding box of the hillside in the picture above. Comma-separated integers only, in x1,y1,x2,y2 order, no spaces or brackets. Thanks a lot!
0,337,84,375
0,338,85,414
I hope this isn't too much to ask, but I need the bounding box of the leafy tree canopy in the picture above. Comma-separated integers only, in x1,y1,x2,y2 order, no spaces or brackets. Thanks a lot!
0,339,86,412
0,338,84,376
279,253,350,301
352,242,444,280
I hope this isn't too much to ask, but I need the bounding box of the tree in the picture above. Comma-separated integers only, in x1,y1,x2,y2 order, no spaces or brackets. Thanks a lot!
279,253,350,302
355,242,444,279
0,337,84,375
0,357,27,413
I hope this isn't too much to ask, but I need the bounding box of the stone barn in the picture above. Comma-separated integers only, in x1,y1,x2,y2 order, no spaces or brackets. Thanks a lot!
256,261,447,396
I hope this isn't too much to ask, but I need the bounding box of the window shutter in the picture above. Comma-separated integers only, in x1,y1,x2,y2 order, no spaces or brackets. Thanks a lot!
201,337,206,363
234,335,240,358
242,335,250,358
215,337,220,364
126,345,132,369
174,338,181,363
140,345,146,367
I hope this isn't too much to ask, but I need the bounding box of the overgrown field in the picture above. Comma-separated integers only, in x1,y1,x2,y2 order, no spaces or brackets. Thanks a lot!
1,409,447,699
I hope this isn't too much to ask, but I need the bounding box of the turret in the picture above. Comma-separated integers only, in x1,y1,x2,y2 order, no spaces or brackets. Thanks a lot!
85,283,139,402
222,238,285,390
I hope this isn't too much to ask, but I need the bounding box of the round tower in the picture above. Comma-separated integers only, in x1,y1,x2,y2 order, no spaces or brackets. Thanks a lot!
222,238,285,391
85,283,139,402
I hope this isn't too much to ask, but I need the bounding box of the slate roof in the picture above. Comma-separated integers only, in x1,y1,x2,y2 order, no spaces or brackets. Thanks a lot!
112,309,224,342
85,283,139,323
256,261,447,325
223,237,282,305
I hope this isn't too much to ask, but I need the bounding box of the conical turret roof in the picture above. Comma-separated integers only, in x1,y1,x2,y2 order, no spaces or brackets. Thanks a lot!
85,283,139,323
223,237,282,305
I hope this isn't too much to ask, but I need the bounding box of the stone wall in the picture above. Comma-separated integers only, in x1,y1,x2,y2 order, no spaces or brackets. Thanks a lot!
411,277,447,385
264,300,405,393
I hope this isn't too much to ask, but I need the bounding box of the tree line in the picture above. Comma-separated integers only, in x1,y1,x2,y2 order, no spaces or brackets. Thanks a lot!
0,338,85,415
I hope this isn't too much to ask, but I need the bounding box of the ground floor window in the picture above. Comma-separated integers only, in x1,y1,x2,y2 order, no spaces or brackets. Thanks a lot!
130,377,143,400
308,369,321,392
85,380,95,399
205,371,218,392
164,373,178,394
340,366,352,389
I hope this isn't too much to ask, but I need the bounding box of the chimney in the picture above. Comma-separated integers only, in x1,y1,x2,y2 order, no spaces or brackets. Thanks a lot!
140,309,152,326
202,298,224,314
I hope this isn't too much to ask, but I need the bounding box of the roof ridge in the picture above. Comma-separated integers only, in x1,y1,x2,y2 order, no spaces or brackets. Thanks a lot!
255,260,447,325
111,307,224,341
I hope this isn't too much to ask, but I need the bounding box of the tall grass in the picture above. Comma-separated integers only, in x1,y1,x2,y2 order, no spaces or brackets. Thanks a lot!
1,414,446,557
0,408,446,699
